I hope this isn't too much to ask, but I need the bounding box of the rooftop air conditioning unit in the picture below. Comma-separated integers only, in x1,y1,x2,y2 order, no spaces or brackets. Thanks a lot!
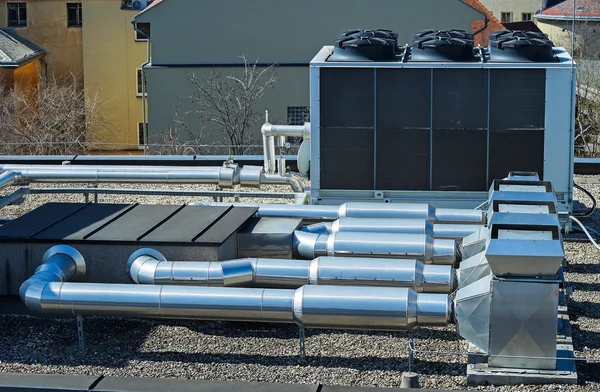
308,30,575,214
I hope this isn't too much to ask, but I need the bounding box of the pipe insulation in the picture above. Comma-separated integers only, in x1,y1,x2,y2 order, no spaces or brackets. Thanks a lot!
304,218,481,240
0,166,304,192
293,231,460,265
193,201,485,224
20,245,452,330
261,122,311,174
127,249,456,293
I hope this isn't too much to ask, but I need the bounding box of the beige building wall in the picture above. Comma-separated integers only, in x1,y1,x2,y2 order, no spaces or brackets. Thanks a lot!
479,0,543,22
536,19,600,57
82,0,148,151
0,0,83,81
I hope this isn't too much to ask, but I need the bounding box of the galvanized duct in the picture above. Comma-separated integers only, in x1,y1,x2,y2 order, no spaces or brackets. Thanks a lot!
20,245,452,330
127,249,456,293
304,217,481,240
0,166,304,192
193,201,485,224
292,231,460,265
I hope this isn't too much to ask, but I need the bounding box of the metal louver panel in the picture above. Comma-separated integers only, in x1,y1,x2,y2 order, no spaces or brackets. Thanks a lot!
432,69,488,191
320,68,374,190
376,69,431,190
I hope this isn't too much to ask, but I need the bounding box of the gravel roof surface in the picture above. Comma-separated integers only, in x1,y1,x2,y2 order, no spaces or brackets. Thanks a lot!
0,178,600,391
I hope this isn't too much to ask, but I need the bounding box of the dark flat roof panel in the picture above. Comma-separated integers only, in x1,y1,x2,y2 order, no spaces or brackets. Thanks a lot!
142,205,229,242
196,207,257,244
87,204,183,242
0,203,86,240
32,203,134,241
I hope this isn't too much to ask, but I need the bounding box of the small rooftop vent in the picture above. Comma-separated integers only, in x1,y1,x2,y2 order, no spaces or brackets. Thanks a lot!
488,30,556,62
410,29,475,62
329,29,398,62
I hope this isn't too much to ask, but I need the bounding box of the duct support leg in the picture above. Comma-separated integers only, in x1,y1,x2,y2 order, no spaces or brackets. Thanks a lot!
76,316,85,354
298,326,306,362
408,332,414,372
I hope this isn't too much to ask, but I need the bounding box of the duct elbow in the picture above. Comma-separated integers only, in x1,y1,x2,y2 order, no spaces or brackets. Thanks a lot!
127,248,167,284
19,278,50,315
0,170,20,190
293,230,321,259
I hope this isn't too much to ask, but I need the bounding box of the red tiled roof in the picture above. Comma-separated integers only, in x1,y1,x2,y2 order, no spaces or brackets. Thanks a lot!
135,0,164,16
460,0,505,46
540,0,600,18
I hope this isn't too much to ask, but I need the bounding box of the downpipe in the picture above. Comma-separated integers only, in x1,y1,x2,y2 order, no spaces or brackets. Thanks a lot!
127,249,457,293
20,245,452,331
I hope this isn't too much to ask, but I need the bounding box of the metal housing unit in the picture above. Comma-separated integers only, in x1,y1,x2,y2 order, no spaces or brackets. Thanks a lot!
309,46,575,213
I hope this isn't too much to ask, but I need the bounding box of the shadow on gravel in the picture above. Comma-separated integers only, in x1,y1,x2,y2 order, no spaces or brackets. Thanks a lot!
568,300,600,320
0,315,463,375
570,281,600,292
564,262,600,274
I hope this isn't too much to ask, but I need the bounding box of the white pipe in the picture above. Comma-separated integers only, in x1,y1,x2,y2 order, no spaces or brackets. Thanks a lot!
261,122,310,174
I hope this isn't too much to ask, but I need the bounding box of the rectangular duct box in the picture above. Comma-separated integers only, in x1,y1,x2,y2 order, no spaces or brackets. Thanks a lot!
238,217,303,259
309,46,574,214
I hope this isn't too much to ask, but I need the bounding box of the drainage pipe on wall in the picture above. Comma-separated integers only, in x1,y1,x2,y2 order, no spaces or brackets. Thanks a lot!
261,122,311,174
127,249,456,293
0,166,304,192
193,201,485,224
20,245,452,330
293,231,460,265
303,217,482,240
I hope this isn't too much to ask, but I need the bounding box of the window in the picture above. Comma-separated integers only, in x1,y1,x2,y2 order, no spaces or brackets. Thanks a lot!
138,122,147,145
287,106,310,126
67,3,82,28
136,69,147,96
7,3,27,27
500,12,513,23
135,22,150,41
522,12,532,21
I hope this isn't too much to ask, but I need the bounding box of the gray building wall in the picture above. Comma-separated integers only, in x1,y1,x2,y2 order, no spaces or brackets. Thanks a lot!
145,66,309,147
135,0,484,145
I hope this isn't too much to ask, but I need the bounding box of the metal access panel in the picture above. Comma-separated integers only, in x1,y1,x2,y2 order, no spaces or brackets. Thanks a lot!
309,46,575,214
489,280,559,370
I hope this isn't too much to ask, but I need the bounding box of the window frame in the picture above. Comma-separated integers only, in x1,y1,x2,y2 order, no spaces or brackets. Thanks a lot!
136,68,147,97
500,12,513,23
521,12,532,21
135,22,150,41
66,3,83,28
7,2,27,28
287,106,310,126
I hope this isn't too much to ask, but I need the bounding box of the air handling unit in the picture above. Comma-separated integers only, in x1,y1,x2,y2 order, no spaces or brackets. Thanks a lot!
307,30,575,213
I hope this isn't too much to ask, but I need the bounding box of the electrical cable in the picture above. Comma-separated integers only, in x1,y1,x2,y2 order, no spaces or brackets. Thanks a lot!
572,182,596,217
569,215,600,251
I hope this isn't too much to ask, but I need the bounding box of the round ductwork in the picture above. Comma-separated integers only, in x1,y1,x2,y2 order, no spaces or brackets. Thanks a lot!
410,29,475,62
488,30,556,62
329,29,399,62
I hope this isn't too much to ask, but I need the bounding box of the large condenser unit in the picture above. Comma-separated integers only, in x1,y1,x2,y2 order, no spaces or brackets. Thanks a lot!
308,30,575,214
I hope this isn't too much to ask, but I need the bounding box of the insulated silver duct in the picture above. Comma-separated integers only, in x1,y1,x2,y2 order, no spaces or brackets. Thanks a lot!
193,202,485,224
293,231,460,265
20,245,452,331
304,218,481,240
261,122,311,174
0,166,304,192
127,249,456,293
